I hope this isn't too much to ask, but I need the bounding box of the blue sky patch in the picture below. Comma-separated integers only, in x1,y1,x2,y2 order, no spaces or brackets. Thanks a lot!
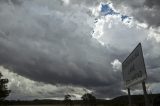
121,15,129,21
101,4,119,15
100,3,131,23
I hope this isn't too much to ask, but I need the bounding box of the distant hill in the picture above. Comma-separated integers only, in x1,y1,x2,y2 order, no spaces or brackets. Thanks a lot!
1,93,160,106
111,93,160,105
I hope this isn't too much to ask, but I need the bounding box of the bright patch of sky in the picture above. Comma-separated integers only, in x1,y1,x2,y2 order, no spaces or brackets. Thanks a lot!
100,3,119,16
92,3,140,48
100,3,132,23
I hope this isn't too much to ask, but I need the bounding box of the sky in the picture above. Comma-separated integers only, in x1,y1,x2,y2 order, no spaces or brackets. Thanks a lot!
0,0,160,100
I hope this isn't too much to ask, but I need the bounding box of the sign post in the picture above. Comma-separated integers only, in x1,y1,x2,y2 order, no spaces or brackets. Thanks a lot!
142,81,149,106
128,88,132,106
122,43,149,106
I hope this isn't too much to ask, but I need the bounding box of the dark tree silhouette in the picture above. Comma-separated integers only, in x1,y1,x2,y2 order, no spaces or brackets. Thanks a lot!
81,93,96,106
0,72,10,101
64,94,73,106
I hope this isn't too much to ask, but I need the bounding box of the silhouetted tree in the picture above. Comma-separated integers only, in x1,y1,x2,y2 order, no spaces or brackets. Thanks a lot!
0,72,10,101
64,94,73,106
81,93,96,106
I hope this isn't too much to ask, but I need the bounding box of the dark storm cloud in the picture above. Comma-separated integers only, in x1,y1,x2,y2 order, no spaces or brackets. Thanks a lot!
0,0,22,5
91,70,125,98
93,84,125,98
110,0,160,27
143,0,160,27
144,0,160,8
0,0,125,99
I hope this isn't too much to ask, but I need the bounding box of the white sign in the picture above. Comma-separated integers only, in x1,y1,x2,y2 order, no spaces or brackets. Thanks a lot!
122,43,147,88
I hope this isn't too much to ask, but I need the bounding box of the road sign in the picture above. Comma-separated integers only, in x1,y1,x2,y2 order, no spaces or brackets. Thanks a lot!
122,43,147,88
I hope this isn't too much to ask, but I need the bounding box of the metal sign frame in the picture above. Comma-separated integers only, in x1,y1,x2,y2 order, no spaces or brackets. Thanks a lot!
122,43,147,88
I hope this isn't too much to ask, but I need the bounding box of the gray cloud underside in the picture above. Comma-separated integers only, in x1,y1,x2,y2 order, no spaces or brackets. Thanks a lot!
0,0,125,98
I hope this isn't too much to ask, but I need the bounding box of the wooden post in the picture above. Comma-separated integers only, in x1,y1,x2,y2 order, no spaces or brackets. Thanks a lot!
128,88,132,106
142,81,149,106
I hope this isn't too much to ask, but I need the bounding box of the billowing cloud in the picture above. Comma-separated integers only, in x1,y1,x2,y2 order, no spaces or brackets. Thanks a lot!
111,59,121,72
0,0,124,99
0,0,108,86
